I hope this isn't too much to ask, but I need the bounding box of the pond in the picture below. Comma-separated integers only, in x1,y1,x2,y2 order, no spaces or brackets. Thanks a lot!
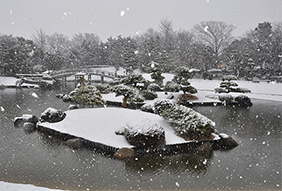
0,84,281,190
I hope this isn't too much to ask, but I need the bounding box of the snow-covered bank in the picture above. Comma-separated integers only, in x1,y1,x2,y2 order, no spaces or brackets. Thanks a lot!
1,75,281,102
189,79,282,102
0,181,66,191
38,107,186,148
0,76,37,88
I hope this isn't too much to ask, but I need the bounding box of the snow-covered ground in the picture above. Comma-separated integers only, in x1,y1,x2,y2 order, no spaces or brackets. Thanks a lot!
0,181,66,191
39,107,186,148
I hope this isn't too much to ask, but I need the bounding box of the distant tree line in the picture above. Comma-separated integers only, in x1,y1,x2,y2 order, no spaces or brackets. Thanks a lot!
0,20,281,78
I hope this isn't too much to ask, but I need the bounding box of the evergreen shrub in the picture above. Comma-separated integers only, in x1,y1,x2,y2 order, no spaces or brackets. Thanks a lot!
161,105,215,138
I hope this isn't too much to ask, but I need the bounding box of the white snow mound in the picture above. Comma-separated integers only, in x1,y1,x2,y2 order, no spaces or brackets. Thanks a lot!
39,108,185,148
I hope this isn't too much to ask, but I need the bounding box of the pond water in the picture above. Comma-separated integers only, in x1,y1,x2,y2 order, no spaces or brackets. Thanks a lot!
0,84,281,190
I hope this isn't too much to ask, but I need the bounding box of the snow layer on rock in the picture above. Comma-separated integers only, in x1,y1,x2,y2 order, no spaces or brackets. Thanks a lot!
219,133,230,138
39,108,185,148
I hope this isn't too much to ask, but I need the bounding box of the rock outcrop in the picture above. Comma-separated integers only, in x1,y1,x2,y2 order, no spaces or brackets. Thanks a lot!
235,95,253,107
14,114,38,132
218,133,239,149
113,148,135,159
39,107,66,123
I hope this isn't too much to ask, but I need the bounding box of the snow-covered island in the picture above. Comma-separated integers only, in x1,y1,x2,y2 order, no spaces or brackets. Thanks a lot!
9,68,282,158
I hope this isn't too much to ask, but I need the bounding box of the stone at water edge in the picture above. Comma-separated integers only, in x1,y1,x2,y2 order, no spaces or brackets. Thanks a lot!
23,122,36,133
113,148,135,159
65,138,84,149
68,104,79,110
219,133,239,149
235,95,253,107
14,114,38,128
39,107,66,123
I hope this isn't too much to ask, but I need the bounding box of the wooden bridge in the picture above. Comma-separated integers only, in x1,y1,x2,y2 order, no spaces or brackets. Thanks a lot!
16,67,121,85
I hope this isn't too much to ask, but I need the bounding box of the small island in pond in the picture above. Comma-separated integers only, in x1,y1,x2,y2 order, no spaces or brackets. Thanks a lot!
15,102,239,159
13,69,243,159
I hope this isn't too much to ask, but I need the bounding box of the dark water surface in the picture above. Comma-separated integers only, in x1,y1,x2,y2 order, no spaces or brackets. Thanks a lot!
0,84,281,190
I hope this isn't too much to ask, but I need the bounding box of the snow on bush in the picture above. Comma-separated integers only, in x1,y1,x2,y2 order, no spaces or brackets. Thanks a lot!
161,105,215,137
164,81,180,92
125,118,164,136
215,75,251,94
110,84,144,105
121,73,146,88
219,81,238,88
147,83,161,92
140,90,158,100
218,94,233,102
153,99,175,115
70,85,105,106
141,103,154,113
222,75,237,81
95,84,110,93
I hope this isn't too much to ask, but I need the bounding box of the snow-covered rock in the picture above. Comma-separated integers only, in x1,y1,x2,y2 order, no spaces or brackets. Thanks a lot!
124,118,165,148
235,95,253,107
14,114,38,128
39,107,66,123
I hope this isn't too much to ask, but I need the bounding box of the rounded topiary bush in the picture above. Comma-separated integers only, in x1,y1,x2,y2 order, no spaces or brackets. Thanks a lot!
164,81,180,92
153,99,175,115
222,75,237,81
219,81,238,88
140,90,158,100
141,103,154,113
147,83,161,92
70,85,105,106
218,94,233,103
161,105,215,139
95,84,110,93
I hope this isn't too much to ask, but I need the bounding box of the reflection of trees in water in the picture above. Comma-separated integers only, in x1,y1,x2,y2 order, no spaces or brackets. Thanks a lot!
123,152,213,175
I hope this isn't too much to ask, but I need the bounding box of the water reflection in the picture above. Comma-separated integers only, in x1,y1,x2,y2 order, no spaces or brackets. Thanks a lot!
124,152,213,176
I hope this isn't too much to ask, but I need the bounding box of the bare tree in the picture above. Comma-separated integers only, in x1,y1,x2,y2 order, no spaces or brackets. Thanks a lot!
193,21,236,68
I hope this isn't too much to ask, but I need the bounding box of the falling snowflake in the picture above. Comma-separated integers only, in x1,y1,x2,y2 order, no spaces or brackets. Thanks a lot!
31,92,39,98
120,10,125,17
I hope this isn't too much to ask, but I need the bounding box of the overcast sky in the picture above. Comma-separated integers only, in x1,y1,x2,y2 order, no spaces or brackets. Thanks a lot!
0,0,281,41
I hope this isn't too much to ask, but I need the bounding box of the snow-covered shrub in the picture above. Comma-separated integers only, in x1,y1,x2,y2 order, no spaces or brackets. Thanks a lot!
110,84,134,97
229,87,251,93
222,75,237,81
219,81,238,88
150,70,165,86
121,73,146,87
110,84,144,106
214,87,229,93
172,67,197,94
153,99,175,115
70,85,105,106
141,103,154,113
164,81,180,92
132,93,145,103
95,84,110,93
147,83,161,92
161,105,215,138
218,94,233,102
215,75,251,94
140,90,158,100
